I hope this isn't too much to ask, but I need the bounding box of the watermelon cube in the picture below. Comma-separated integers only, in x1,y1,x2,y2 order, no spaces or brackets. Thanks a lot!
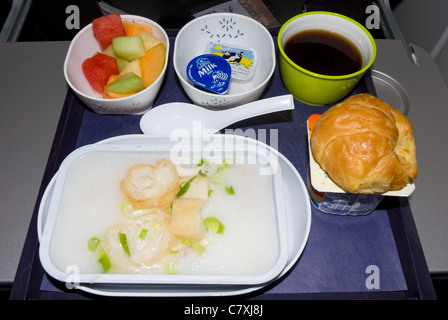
92,13,126,50
82,52,119,93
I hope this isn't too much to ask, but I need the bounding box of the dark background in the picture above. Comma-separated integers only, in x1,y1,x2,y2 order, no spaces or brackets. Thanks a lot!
8,0,400,41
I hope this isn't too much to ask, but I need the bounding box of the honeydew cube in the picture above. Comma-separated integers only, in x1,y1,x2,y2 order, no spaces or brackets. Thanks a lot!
112,36,146,61
103,74,134,99
103,44,129,72
104,72,144,93
169,198,205,242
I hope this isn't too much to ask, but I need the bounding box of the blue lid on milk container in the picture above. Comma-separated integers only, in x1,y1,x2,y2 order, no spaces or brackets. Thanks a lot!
187,54,231,94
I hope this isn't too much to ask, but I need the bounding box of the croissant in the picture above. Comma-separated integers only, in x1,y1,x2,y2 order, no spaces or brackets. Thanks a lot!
310,93,417,194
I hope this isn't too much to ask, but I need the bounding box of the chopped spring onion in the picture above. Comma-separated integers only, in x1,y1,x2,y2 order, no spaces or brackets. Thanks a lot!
210,159,233,185
118,232,131,256
139,228,148,239
204,217,225,234
191,242,206,255
88,237,101,252
180,239,191,246
98,250,111,273
176,175,197,198
223,158,234,166
211,168,227,185
197,158,210,166
225,185,235,195
152,223,161,230
179,239,206,255
163,261,178,274
121,202,161,218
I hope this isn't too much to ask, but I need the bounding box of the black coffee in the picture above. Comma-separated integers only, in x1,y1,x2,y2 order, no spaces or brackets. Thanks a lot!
283,29,363,76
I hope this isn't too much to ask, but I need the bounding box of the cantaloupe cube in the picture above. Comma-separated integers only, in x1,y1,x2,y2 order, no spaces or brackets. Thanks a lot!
107,74,121,83
122,20,153,36
169,198,205,242
140,42,166,88
103,90,135,99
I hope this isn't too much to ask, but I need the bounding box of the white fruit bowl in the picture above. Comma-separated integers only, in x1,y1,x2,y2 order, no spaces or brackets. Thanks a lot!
63,14,169,115
173,13,276,108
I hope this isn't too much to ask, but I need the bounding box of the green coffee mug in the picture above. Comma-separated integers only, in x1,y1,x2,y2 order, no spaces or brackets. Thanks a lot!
278,11,376,106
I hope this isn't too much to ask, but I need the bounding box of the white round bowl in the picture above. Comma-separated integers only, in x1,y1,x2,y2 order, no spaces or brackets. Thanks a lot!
64,14,169,115
173,13,276,108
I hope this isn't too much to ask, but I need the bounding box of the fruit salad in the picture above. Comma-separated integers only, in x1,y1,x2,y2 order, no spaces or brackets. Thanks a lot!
81,13,166,99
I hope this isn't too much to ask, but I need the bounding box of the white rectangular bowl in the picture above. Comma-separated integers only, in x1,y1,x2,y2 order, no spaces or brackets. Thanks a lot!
39,134,289,286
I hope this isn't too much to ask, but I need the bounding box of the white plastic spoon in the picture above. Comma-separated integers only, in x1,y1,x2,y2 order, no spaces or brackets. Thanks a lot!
140,94,294,135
